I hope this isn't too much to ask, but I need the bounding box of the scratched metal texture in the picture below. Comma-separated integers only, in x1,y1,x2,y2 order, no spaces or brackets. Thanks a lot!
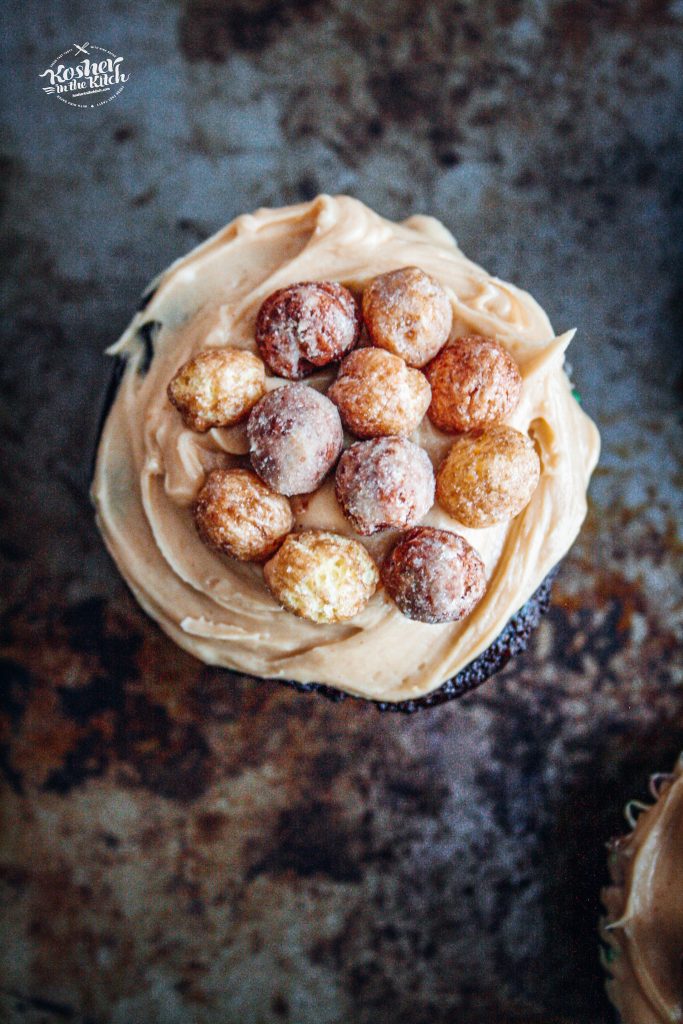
1,1,682,1022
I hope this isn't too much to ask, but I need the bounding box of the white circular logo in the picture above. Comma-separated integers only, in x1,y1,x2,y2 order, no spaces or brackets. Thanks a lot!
39,42,129,108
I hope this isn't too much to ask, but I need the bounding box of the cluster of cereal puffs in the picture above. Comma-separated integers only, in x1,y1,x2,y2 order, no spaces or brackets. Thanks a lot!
167,267,540,626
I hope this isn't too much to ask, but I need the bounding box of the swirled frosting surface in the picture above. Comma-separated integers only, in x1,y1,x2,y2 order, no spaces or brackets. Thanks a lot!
92,195,599,701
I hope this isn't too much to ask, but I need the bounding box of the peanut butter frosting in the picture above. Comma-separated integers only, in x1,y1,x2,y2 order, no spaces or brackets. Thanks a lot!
92,195,600,702
602,753,683,1024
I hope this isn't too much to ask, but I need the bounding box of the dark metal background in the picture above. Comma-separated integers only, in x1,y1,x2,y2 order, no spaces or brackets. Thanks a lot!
1,2,682,1022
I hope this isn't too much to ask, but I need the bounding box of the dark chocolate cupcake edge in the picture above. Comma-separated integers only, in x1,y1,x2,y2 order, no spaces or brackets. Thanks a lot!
269,567,558,712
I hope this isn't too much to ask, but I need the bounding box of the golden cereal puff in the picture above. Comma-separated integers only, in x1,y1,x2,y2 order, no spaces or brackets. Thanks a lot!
436,425,541,528
327,348,431,438
425,335,522,434
264,530,379,624
362,266,452,367
255,281,361,379
194,468,293,562
168,347,266,433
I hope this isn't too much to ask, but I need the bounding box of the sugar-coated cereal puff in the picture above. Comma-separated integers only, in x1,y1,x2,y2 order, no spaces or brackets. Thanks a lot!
168,347,266,433
327,348,431,438
381,526,486,624
248,383,343,496
255,281,361,380
425,335,522,434
335,436,435,536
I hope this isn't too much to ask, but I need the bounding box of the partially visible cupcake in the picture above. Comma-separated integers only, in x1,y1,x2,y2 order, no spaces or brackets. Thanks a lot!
92,195,599,708
601,753,683,1023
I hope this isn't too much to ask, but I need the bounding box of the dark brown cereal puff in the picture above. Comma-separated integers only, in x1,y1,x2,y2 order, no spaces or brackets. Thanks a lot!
335,436,435,536
255,281,361,379
194,467,293,562
381,526,486,624
362,266,452,367
425,335,523,434
247,383,344,495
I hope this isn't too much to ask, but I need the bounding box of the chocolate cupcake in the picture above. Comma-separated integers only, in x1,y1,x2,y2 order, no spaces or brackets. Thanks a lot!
91,195,599,708
601,753,683,1024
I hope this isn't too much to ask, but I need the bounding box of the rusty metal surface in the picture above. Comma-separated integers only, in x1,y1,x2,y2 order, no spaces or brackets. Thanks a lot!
1,1,682,1022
